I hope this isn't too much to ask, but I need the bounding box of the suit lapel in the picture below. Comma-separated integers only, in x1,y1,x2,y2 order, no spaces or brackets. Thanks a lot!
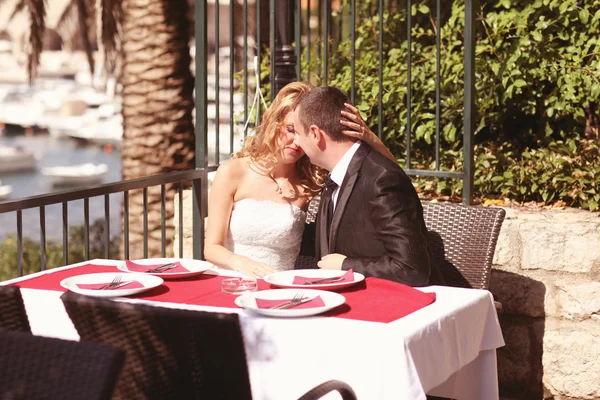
328,142,371,249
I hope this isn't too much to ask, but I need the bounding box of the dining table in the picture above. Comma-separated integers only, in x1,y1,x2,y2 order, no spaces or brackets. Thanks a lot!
2,259,505,400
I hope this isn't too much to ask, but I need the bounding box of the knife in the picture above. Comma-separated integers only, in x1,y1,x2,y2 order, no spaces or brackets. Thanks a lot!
300,276,345,285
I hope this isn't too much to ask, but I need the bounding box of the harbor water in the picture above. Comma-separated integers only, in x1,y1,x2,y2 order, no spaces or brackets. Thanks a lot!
0,135,122,241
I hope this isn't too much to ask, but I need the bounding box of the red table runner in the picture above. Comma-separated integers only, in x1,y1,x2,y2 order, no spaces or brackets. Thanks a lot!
12,264,436,323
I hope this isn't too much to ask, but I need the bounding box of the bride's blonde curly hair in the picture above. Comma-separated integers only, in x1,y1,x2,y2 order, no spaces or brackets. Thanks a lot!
233,81,327,196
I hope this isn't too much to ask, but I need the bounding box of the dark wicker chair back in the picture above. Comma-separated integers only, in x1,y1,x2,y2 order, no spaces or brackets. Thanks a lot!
0,285,31,333
306,194,321,224
422,202,506,290
61,292,253,400
299,380,358,400
0,330,124,400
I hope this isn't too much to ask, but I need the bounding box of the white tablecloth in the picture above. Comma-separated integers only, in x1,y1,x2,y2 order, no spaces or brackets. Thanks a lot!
3,260,505,400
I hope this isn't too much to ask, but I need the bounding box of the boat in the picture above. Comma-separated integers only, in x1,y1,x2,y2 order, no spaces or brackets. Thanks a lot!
0,181,12,200
66,110,123,149
0,145,37,173
41,163,108,187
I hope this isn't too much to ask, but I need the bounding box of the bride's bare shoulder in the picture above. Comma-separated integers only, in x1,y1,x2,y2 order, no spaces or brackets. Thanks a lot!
215,157,251,179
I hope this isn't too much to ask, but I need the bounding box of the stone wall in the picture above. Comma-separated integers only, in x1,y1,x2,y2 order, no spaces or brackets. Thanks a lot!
173,191,600,399
490,207,600,400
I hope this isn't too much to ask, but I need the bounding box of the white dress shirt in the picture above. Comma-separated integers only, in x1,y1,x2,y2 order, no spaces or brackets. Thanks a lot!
329,140,362,210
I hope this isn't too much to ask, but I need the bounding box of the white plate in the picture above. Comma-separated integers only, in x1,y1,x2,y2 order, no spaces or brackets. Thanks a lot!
263,269,365,290
117,258,213,279
60,272,163,298
234,288,345,318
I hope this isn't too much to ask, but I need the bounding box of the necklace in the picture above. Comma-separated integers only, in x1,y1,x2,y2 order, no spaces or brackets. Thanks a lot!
274,178,286,194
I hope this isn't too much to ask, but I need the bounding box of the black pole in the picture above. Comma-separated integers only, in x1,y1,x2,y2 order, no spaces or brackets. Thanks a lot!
274,0,297,95
463,0,476,205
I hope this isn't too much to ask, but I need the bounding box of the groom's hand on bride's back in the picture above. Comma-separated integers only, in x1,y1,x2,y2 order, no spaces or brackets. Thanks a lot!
317,253,347,270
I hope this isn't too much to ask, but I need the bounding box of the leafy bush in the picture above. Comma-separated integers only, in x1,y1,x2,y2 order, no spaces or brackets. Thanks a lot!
297,0,600,209
0,220,119,281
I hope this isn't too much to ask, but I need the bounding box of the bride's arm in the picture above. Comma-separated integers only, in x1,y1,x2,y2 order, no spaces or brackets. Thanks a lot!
340,103,397,164
204,160,275,278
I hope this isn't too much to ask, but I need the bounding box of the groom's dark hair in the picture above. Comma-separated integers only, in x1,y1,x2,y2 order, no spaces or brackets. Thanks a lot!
295,85,351,142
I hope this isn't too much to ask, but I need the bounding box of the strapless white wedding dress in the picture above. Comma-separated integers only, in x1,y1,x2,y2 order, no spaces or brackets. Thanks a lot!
225,198,306,270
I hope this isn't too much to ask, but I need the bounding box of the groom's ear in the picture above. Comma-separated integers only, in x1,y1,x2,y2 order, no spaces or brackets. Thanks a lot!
309,124,321,142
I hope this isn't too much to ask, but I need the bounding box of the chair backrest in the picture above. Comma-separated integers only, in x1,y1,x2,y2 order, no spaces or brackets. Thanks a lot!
422,202,506,290
61,292,253,400
0,285,31,333
0,330,124,400
306,195,321,224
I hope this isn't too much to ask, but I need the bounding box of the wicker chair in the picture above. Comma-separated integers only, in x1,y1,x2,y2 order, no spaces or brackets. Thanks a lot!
61,292,253,400
0,330,124,400
61,292,356,400
422,202,506,290
0,285,31,333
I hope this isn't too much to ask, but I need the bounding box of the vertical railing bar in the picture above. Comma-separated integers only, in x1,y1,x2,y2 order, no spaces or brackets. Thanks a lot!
337,0,342,45
406,0,412,169
178,182,183,258
230,1,235,153
270,0,276,101
195,0,208,260
377,0,383,139
17,211,22,277
215,0,220,164
124,191,129,260
84,197,90,260
192,177,204,260
256,0,262,124
243,0,249,137
104,194,110,259
350,0,356,103
143,187,148,258
161,184,166,257
295,0,301,80
435,0,441,170
62,201,68,266
306,0,311,81
317,0,322,78
323,0,330,84
39,206,46,271
463,0,476,204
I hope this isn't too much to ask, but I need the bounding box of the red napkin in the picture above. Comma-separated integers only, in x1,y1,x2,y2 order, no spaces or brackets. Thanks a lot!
255,296,326,309
125,260,190,274
76,280,144,290
292,269,354,285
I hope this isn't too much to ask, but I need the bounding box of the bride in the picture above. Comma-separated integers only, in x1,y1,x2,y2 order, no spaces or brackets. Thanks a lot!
204,82,395,278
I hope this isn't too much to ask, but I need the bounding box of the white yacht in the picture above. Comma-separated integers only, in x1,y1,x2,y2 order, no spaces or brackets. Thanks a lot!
0,181,12,200
41,163,108,186
0,145,37,173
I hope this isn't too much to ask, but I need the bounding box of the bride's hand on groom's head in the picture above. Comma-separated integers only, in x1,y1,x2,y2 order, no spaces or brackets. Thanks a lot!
230,255,276,278
317,253,346,270
340,103,376,143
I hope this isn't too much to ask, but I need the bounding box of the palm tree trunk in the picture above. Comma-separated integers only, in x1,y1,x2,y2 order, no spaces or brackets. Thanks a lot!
120,0,194,258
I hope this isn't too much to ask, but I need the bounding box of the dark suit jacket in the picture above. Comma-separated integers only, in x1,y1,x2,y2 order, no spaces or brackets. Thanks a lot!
314,142,435,287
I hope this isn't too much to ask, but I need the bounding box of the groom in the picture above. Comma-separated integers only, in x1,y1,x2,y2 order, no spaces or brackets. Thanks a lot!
293,86,435,287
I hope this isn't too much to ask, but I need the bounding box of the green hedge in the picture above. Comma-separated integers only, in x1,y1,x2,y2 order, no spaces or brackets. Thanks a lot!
298,0,600,210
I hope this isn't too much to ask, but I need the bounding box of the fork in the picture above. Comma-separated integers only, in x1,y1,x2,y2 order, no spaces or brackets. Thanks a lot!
99,275,122,290
145,262,177,273
270,291,306,310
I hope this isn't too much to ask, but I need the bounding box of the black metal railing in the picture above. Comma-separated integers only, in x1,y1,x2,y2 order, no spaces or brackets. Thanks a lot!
0,170,204,277
1,0,477,276
195,0,477,202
